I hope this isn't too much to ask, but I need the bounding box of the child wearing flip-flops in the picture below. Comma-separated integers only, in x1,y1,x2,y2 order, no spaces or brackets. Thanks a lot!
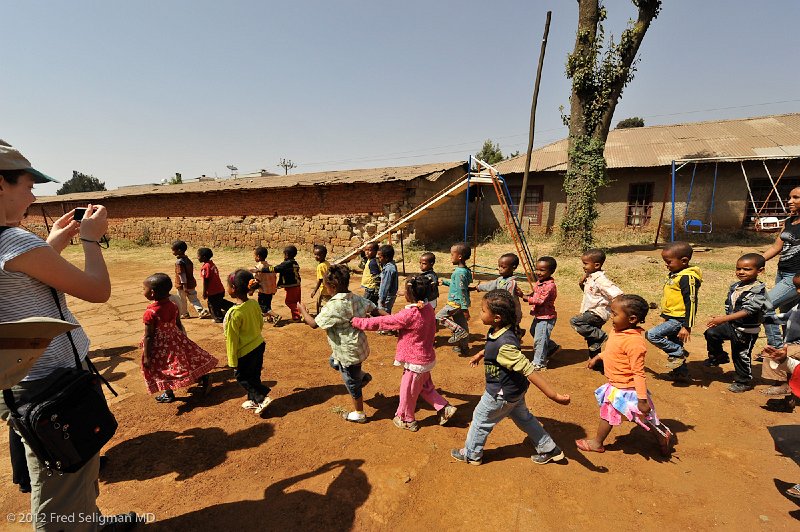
298,264,384,424
577,294,674,456
351,275,457,432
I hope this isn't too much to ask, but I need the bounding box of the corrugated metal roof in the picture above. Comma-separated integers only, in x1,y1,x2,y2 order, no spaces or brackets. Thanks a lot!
35,161,465,204
495,113,800,173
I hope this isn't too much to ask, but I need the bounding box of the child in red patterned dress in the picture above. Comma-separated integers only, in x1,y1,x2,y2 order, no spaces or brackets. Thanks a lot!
140,273,218,403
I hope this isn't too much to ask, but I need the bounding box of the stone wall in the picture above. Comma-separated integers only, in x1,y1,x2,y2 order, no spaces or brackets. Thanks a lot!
29,173,468,253
29,166,477,253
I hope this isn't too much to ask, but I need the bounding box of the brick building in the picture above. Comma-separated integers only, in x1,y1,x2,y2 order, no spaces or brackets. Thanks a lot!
30,162,470,253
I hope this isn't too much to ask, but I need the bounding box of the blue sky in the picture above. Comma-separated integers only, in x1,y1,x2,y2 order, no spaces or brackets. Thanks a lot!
3,0,799,195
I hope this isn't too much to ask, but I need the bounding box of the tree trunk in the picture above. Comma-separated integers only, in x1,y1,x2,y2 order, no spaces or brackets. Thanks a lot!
560,0,661,251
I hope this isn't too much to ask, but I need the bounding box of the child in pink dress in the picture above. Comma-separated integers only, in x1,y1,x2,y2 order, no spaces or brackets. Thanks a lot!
140,273,218,403
351,275,457,431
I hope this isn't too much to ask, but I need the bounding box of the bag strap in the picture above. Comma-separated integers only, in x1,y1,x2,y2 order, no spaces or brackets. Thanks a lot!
0,227,18,412
48,288,118,397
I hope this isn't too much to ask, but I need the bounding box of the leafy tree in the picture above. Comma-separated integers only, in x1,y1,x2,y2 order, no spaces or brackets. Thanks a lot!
57,171,106,195
476,139,504,164
507,150,521,159
560,0,661,250
168,172,183,184
616,116,645,129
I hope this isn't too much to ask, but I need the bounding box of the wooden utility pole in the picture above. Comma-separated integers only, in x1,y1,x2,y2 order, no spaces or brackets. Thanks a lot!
518,10,551,217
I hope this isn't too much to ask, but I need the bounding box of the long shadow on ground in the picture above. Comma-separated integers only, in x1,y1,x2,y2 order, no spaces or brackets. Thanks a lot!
89,346,138,384
151,459,370,532
100,423,274,483
261,384,344,419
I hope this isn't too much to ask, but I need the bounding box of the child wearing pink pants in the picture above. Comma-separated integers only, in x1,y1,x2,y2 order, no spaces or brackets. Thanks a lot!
351,275,457,431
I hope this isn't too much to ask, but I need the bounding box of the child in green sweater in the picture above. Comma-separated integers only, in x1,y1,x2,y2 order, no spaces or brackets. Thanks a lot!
225,269,271,416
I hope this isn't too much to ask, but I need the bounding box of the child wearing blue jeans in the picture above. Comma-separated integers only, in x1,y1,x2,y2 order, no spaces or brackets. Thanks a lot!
645,241,702,381
377,244,398,313
451,289,570,466
527,256,560,370
298,264,384,424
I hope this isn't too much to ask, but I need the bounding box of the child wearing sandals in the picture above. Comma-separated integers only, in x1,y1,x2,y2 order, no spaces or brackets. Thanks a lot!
576,294,674,456
141,273,217,403
451,289,570,466
351,275,457,432
298,264,383,424
225,269,272,416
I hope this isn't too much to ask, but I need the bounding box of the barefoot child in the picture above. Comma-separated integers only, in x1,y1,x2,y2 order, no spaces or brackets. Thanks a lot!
197,247,233,323
351,275,457,431
577,294,674,456
252,246,281,324
225,269,272,416
140,273,216,403
451,289,570,466
298,264,382,424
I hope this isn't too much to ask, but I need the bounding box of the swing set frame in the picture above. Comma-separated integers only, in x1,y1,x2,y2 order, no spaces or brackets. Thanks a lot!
668,154,798,242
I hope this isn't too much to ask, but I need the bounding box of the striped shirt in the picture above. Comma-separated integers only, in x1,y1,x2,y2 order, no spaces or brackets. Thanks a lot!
0,227,90,381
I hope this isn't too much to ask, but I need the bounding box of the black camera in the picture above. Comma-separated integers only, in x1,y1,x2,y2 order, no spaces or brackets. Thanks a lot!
73,207,92,221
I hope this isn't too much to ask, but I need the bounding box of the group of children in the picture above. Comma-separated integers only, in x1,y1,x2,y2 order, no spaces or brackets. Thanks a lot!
136,235,797,465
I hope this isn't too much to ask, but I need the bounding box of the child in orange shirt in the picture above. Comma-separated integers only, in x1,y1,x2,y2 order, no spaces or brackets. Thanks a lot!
576,294,674,456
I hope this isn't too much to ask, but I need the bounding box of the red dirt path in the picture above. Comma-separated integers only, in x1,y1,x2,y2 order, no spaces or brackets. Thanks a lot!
1,254,798,530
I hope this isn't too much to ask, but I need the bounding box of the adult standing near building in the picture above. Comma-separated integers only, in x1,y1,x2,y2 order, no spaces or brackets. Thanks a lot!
0,140,131,531
761,186,800,395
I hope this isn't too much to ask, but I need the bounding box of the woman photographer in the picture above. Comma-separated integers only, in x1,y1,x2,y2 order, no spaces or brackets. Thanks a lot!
0,139,125,531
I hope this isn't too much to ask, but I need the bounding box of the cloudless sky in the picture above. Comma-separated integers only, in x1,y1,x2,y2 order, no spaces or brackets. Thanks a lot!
3,0,799,195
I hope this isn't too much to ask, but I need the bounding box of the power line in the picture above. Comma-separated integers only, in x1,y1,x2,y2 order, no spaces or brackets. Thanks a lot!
294,98,799,169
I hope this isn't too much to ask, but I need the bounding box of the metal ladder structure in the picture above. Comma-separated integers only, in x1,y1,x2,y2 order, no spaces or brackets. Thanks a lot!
466,156,536,287
333,156,536,289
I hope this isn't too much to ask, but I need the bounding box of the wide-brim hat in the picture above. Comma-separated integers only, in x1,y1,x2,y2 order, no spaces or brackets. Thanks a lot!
0,139,59,184
0,317,78,388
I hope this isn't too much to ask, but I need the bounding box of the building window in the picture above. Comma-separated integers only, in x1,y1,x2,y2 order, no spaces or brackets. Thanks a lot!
626,182,654,227
743,176,800,228
508,185,543,225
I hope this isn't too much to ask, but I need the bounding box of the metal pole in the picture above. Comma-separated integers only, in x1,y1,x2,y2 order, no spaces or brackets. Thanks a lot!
472,190,480,271
670,160,676,242
399,229,406,275
653,181,669,248
518,10,551,217
464,156,472,243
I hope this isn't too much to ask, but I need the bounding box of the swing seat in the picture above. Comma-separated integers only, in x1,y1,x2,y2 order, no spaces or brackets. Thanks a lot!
756,217,782,231
684,219,712,234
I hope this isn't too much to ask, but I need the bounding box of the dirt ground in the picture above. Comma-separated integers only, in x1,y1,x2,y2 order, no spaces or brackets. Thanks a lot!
1,241,799,530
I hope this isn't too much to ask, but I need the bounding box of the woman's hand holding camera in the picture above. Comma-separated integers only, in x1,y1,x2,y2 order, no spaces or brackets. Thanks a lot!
46,211,81,253
78,204,108,242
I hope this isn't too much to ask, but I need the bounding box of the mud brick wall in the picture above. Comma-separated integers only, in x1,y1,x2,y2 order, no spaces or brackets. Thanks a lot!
30,182,416,253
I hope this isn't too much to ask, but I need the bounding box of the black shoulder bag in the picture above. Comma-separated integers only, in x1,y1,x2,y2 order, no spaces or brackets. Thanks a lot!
1,227,118,474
